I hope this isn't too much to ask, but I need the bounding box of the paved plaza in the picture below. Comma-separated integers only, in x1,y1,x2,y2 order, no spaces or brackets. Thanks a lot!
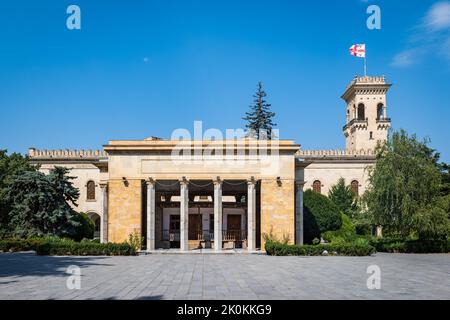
0,252,449,300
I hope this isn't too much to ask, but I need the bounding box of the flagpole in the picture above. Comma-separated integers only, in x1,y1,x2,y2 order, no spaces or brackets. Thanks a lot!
364,56,367,77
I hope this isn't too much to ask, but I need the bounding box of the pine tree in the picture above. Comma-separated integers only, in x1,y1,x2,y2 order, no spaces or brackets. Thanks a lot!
243,82,276,139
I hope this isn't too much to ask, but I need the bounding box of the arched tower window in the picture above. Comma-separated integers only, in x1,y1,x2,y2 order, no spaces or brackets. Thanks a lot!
351,180,359,197
357,104,365,120
87,180,96,200
377,103,384,120
313,180,322,194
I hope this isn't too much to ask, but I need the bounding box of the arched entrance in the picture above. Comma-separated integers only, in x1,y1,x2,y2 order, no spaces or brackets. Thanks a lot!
87,212,101,239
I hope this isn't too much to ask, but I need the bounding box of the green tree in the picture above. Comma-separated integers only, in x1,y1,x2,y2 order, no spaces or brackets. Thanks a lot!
328,178,358,218
0,150,35,237
73,212,95,241
364,130,442,238
6,166,80,238
438,162,450,196
303,189,342,243
243,82,276,139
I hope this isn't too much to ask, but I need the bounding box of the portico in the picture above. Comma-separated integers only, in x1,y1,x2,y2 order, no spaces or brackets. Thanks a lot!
103,138,303,252
144,178,255,252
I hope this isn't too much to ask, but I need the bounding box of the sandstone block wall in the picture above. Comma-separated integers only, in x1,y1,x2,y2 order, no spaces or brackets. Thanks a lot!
108,179,142,243
260,180,295,248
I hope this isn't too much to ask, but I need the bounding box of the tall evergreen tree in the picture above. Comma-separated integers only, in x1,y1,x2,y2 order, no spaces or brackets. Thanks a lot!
243,82,276,139
6,166,80,238
0,150,35,237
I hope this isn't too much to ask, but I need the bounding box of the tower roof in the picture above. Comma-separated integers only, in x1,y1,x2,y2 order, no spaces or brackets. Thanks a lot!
341,75,392,102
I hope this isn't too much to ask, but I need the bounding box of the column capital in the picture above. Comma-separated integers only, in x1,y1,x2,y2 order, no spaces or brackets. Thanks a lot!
99,182,108,189
213,176,222,186
146,178,155,186
247,176,257,186
179,176,189,186
295,180,306,188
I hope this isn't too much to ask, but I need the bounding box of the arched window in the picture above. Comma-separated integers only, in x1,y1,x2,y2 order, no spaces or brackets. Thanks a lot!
357,104,365,120
87,181,96,200
313,180,322,194
351,180,359,197
377,103,384,120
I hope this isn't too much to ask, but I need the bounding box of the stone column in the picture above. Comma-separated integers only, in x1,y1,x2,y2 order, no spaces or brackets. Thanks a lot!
295,181,306,245
146,179,156,251
213,178,223,252
247,179,257,252
180,178,189,252
100,183,108,244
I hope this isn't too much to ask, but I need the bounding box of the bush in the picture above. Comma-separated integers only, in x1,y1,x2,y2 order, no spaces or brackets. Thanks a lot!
322,213,356,243
303,190,342,243
265,240,375,256
72,212,95,242
0,238,44,252
36,238,136,256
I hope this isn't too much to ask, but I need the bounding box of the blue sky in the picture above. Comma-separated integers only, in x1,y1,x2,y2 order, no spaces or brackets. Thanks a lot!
1,0,449,161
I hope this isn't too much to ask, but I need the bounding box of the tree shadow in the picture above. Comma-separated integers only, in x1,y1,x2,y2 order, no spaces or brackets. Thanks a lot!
303,207,320,244
0,252,114,278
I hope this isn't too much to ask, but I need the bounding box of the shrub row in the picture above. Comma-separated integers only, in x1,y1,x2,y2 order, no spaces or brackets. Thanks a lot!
0,238,136,256
265,241,376,256
36,240,136,256
370,238,450,253
0,238,44,252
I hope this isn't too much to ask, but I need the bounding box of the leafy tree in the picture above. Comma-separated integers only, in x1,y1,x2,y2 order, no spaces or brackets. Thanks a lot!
438,162,450,196
242,82,276,139
414,204,449,240
364,130,442,238
0,150,35,237
6,166,80,238
303,189,342,243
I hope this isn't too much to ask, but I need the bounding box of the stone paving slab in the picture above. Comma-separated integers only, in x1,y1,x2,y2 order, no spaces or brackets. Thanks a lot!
0,252,449,300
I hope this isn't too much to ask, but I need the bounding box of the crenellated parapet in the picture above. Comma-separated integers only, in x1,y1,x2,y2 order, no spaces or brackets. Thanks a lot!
297,148,376,159
28,148,108,160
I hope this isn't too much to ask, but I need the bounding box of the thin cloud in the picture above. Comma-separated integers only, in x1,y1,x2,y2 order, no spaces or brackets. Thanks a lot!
392,1,450,68
423,1,450,31
392,49,421,67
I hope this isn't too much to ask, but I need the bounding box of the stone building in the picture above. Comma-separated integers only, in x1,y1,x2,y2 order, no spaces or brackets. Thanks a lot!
28,75,391,251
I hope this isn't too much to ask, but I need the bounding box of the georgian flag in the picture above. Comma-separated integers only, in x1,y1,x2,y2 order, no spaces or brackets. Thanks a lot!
349,44,366,58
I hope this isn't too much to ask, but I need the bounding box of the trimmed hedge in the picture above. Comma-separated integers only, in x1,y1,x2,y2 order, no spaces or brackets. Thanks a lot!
369,238,450,253
0,238,136,256
265,241,376,256
36,240,136,256
0,238,44,252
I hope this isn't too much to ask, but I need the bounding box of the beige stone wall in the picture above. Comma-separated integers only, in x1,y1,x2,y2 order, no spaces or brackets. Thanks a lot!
108,179,142,243
301,161,373,196
260,179,295,248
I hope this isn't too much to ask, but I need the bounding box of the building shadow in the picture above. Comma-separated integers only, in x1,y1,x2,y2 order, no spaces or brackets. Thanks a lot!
0,252,114,279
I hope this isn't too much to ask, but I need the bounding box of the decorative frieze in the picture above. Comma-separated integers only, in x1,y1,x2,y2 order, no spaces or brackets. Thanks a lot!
28,148,107,159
